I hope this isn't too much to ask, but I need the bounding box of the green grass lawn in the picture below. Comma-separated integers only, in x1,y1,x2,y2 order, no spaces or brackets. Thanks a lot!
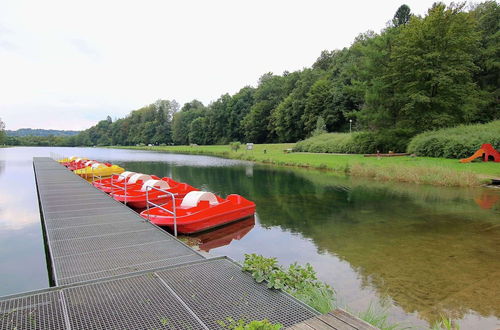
112,143,500,186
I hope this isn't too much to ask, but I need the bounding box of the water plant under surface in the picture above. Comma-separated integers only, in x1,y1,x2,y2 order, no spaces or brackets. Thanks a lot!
218,318,283,330
241,254,335,313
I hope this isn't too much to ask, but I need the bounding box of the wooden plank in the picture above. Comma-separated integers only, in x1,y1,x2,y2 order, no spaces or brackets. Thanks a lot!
317,313,356,330
330,309,379,330
303,317,336,329
288,323,316,330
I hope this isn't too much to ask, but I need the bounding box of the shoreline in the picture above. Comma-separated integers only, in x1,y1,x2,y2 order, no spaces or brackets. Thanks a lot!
107,144,499,187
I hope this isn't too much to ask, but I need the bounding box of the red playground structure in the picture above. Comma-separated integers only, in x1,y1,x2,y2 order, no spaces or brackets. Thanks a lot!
460,143,500,163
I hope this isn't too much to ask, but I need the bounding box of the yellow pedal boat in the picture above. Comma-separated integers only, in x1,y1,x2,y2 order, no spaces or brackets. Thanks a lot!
74,163,125,180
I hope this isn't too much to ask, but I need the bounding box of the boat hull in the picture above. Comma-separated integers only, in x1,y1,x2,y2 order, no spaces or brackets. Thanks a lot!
140,195,256,234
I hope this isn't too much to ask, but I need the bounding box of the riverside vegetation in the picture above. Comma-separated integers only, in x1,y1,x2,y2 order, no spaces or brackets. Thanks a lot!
115,143,499,187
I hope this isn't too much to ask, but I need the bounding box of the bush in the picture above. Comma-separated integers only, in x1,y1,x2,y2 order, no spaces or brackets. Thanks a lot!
230,141,241,151
407,120,500,158
294,129,414,154
294,133,357,153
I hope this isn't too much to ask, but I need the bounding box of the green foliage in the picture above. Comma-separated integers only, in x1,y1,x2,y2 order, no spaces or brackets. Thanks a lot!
5,128,80,137
242,254,334,313
431,315,460,330
295,129,413,154
217,318,283,330
392,4,411,26
311,117,327,137
407,120,500,158
295,133,357,153
0,118,5,145
357,304,402,330
230,141,241,152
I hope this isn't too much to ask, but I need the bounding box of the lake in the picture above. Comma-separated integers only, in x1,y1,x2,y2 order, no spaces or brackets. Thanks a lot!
0,146,498,329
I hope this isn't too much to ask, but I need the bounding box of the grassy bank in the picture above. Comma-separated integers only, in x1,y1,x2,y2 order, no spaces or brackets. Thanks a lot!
110,144,499,187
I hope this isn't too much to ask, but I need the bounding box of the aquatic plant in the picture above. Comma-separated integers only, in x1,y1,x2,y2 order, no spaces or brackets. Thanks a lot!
242,254,335,313
431,315,460,330
357,303,404,330
217,317,283,329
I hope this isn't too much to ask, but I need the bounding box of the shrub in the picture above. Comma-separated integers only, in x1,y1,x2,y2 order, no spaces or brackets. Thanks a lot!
407,120,500,158
294,129,414,154
230,141,241,151
294,133,357,153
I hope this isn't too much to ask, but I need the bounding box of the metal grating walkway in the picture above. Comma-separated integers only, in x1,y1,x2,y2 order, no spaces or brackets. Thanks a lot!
0,158,318,329
32,157,204,286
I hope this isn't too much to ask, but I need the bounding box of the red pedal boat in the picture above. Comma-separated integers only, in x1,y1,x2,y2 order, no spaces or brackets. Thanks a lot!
93,172,159,193
139,191,256,234
65,158,92,170
111,178,198,208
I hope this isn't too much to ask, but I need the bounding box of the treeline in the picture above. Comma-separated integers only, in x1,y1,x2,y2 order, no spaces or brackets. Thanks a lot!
6,128,80,137
7,2,500,150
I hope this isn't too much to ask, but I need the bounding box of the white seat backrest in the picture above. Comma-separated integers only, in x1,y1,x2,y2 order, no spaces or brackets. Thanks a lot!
128,173,152,184
118,171,136,182
85,160,95,166
91,163,105,169
141,179,170,192
180,191,218,208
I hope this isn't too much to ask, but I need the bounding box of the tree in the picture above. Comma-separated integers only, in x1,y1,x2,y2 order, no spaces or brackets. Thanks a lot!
312,116,327,136
470,1,500,122
172,100,206,145
393,4,411,27
0,118,5,145
189,117,207,145
388,3,481,130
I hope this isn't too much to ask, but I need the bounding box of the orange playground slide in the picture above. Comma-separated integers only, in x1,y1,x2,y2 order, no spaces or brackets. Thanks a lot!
460,143,500,163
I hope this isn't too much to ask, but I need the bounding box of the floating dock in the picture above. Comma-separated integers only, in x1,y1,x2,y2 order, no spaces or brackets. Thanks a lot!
0,158,317,329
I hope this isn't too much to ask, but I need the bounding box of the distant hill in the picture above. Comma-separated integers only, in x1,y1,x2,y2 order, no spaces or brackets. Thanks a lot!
6,128,80,137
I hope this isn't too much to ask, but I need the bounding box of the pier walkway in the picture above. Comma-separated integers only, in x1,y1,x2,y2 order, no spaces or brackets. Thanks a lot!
0,158,317,329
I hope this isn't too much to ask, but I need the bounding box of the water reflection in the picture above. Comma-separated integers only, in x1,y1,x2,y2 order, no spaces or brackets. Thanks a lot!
119,159,499,328
1,147,498,329
186,216,255,252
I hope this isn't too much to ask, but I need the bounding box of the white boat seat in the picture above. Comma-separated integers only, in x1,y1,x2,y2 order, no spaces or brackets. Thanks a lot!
118,171,136,182
180,191,218,208
90,163,106,170
128,173,152,184
141,179,170,192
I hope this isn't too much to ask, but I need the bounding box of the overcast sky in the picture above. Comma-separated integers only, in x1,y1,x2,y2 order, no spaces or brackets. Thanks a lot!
1,0,454,130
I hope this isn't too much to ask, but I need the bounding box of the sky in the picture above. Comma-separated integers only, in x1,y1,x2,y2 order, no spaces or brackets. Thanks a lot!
0,0,455,130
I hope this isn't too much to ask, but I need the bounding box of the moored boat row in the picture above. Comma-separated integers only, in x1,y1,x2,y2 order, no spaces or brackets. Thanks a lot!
58,156,256,234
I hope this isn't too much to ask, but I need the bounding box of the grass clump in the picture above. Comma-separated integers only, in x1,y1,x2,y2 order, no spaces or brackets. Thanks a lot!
349,163,482,187
408,120,500,158
357,303,404,330
431,315,460,330
242,254,334,313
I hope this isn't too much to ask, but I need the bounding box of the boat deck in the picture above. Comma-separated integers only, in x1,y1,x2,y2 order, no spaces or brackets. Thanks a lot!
0,158,318,329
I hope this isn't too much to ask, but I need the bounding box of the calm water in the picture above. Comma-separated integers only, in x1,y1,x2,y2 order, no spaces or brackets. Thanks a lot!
1,147,499,329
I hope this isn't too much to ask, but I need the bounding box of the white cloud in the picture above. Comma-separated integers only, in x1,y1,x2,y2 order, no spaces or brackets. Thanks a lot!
0,0,452,130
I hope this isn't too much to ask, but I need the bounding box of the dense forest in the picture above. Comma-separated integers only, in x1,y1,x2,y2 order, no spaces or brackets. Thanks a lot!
4,2,499,151
6,128,80,137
